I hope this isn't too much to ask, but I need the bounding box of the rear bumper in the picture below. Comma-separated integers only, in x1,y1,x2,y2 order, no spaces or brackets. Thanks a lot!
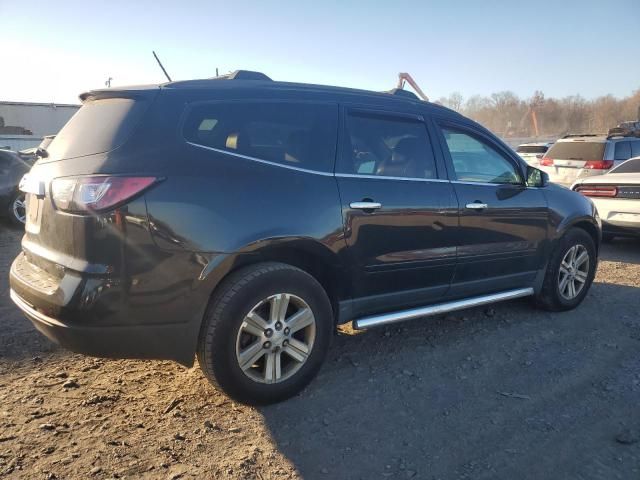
602,220,640,238
9,252,207,366
539,166,605,187
10,289,197,366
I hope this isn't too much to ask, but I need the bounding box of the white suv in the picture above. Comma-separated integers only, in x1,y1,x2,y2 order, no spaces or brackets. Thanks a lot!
515,142,553,167
540,126,640,186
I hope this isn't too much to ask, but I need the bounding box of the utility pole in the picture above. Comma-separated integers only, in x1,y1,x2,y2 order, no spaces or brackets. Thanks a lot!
105,77,113,88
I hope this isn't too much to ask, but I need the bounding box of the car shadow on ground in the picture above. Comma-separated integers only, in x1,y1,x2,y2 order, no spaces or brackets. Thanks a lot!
259,283,640,480
600,237,640,265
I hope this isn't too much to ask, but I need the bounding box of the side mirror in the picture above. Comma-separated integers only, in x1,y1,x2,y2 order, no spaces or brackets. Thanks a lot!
526,166,549,187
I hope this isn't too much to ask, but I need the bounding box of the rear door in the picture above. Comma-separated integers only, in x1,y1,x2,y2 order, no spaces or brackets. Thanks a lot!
433,120,548,297
335,107,458,317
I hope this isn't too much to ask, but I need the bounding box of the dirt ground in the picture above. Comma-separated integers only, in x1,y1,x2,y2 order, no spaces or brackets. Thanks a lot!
1,223,639,480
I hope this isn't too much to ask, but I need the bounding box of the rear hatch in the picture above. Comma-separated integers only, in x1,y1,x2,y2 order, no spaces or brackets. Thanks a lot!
20,88,159,277
541,140,607,184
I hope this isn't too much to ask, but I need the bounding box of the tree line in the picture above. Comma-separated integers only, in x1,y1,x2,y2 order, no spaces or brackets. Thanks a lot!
435,89,640,138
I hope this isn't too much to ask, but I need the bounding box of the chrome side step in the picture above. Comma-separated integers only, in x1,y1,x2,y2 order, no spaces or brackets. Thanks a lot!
352,287,534,330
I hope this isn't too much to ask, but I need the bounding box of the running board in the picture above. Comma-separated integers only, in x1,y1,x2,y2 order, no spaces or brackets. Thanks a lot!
352,288,534,330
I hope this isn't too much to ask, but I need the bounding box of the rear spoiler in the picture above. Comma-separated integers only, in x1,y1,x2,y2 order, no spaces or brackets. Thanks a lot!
79,86,160,103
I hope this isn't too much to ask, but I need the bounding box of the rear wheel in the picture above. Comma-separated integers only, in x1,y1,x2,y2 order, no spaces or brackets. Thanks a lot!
197,262,333,405
535,228,597,311
8,192,26,225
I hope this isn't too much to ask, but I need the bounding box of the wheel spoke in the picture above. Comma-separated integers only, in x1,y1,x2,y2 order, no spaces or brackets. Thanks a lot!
567,246,577,265
284,338,309,363
264,351,282,384
243,311,268,337
559,273,570,293
286,307,314,333
567,279,576,298
575,270,587,283
270,294,290,322
238,341,266,371
574,250,589,269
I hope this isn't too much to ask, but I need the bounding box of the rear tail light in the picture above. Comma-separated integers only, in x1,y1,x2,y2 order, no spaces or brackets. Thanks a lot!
583,160,614,170
540,157,554,166
574,185,618,197
51,176,159,213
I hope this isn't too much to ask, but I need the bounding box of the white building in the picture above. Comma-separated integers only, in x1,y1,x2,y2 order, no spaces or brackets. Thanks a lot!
0,101,80,151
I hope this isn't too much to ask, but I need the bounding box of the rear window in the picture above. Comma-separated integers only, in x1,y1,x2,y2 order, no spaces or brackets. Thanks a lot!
183,101,338,172
516,145,548,154
545,141,605,161
610,157,640,174
46,98,148,161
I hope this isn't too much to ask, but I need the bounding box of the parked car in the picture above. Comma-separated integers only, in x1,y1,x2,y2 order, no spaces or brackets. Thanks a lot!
539,129,640,186
515,142,553,166
10,71,601,405
0,149,34,225
572,156,640,241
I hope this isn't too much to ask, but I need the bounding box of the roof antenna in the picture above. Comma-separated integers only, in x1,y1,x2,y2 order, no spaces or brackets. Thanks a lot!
152,51,172,82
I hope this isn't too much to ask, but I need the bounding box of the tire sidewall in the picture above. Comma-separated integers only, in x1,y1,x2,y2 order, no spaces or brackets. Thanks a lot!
203,266,333,404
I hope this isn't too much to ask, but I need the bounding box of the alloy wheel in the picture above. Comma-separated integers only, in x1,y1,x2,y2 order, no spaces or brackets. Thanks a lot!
235,293,316,384
558,244,590,300
12,194,26,224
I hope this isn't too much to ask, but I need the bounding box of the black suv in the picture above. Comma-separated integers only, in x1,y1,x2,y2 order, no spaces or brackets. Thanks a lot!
10,71,601,405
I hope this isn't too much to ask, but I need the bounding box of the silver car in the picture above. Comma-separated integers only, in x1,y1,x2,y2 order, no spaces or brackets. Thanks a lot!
540,131,640,187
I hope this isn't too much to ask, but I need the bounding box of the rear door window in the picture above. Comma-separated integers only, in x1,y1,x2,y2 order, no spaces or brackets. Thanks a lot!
338,111,437,179
183,102,338,172
614,141,632,161
46,97,150,161
611,158,640,173
545,141,605,161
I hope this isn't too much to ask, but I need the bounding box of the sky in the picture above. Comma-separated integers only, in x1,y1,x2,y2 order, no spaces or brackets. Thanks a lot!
1,0,639,105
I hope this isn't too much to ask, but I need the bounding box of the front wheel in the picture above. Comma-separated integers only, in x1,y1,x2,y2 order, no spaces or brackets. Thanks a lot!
535,228,597,311
197,262,333,405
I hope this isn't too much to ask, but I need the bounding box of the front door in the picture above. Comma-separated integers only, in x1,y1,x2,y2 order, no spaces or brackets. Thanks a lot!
336,108,458,318
433,120,548,297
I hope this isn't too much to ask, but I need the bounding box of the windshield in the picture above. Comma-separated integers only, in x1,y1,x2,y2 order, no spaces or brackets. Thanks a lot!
545,141,605,161
46,97,148,161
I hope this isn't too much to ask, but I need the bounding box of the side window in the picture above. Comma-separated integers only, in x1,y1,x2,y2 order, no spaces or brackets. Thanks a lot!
632,141,640,158
440,127,522,184
183,102,338,172
614,141,632,161
339,112,437,179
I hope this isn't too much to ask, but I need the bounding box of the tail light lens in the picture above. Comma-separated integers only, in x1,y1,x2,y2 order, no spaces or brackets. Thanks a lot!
540,157,554,166
51,176,159,213
574,185,618,197
583,160,614,170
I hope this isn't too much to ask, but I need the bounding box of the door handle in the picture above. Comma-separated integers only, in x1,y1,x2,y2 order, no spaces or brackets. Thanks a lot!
350,201,382,210
466,202,488,210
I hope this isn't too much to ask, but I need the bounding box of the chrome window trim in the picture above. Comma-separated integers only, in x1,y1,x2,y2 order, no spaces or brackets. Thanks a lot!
451,180,524,187
335,173,450,183
186,142,334,177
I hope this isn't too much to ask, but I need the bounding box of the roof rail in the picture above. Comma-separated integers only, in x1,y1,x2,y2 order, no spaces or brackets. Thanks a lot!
561,133,607,139
216,70,272,81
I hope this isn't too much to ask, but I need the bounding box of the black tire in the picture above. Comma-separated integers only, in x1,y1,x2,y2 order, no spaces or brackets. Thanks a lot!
197,262,333,405
8,192,26,226
535,228,597,312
